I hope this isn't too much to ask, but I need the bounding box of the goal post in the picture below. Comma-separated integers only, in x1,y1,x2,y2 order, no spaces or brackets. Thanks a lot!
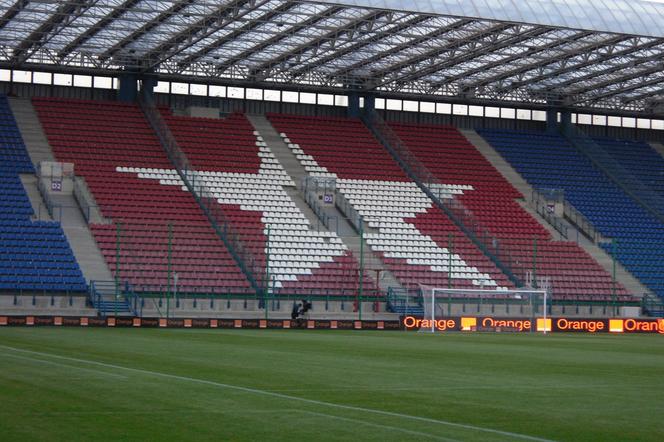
418,285,549,334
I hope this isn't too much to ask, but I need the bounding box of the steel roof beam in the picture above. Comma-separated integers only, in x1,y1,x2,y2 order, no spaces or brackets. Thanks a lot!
582,74,664,103
98,0,198,63
429,27,572,88
10,0,91,63
57,0,143,59
177,1,298,68
249,9,392,78
4,57,664,118
0,0,29,31
451,30,595,88
568,62,664,96
141,0,261,71
286,14,430,78
212,4,346,74
623,89,664,105
539,46,664,93
330,18,476,78
377,23,532,87
500,35,645,91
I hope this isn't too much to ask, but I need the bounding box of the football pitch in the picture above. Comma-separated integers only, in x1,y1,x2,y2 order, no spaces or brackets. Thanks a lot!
0,328,662,441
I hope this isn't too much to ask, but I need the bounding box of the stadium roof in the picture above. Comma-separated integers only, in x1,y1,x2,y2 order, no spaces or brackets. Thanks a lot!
1,0,664,115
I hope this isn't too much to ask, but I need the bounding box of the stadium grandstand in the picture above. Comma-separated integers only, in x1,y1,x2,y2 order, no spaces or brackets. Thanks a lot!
1,0,664,321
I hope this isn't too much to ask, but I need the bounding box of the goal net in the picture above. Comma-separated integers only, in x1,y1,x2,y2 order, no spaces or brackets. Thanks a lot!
418,285,549,333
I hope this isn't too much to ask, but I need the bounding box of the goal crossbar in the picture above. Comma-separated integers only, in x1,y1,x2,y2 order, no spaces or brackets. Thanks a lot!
419,286,549,334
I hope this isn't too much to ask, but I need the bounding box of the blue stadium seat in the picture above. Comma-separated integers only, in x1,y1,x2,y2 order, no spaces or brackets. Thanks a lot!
0,94,86,293
478,128,664,300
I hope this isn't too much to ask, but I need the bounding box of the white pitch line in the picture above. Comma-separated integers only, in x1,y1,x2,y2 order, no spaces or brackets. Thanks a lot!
297,410,461,442
2,352,127,380
0,405,452,441
0,344,554,442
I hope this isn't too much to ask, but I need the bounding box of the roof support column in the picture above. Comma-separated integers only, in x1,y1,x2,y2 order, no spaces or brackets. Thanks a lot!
348,91,361,118
364,94,375,114
348,92,375,118
546,97,571,135
546,108,559,134
141,75,158,102
118,73,138,102
559,110,572,133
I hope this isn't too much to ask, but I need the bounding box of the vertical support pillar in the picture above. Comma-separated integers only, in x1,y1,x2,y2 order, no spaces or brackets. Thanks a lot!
118,73,138,102
364,94,375,114
546,108,559,134
141,75,158,102
612,238,617,316
532,237,538,290
358,217,364,321
167,223,172,319
265,225,270,321
560,110,572,133
347,92,360,118
448,234,453,289
115,223,121,317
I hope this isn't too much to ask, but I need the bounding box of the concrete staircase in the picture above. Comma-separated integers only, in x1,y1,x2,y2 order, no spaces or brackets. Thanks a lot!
461,129,569,240
19,174,51,221
9,97,114,285
8,97,55,164
246,114,403,292
49,193,114,283
650,141,664,159
462,128,652,299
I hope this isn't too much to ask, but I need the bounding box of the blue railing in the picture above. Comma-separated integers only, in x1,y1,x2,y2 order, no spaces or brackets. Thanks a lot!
386,287,423,316
89,280,136,317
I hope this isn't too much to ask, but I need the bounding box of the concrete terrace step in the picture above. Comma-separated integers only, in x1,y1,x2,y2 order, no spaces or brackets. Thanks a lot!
461,129,565,240
246,114,404,293
10,97,114,285
462,129,652,299
650,142,664,160
19,174,52,221
7,97,55,165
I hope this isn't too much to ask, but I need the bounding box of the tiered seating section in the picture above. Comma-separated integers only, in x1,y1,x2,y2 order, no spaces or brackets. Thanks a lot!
593,137,664,196
160,111,374,296
392,123,633,302
478,128,653,299
33,98,251,294
0,95,85,292
268,113,512,291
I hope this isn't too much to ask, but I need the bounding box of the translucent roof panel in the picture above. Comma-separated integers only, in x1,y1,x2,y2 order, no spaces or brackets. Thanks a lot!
1,0,664,115
314,0,664,38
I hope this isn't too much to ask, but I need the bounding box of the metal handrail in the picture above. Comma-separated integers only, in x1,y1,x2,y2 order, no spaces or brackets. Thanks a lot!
530,189,568,240
303,188,335,231
138,94,265,294
334,189,362,232
562,199,599,242
73,176,111,224
362,110,523,287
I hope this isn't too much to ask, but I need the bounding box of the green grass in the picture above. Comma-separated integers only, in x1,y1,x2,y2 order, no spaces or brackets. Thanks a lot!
0,329,662,441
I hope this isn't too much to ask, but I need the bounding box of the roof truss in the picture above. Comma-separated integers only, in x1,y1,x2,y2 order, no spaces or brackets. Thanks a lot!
0,0,663,116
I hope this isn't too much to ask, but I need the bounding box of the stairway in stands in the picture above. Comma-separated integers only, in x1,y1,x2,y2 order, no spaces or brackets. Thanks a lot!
389,122,633,303
248,114,403,293
477,128,649,301
33,98,252,296
0,95,86,293
10,97,114,285
157,110,378,297
463,128,649,299
267,113,513,293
